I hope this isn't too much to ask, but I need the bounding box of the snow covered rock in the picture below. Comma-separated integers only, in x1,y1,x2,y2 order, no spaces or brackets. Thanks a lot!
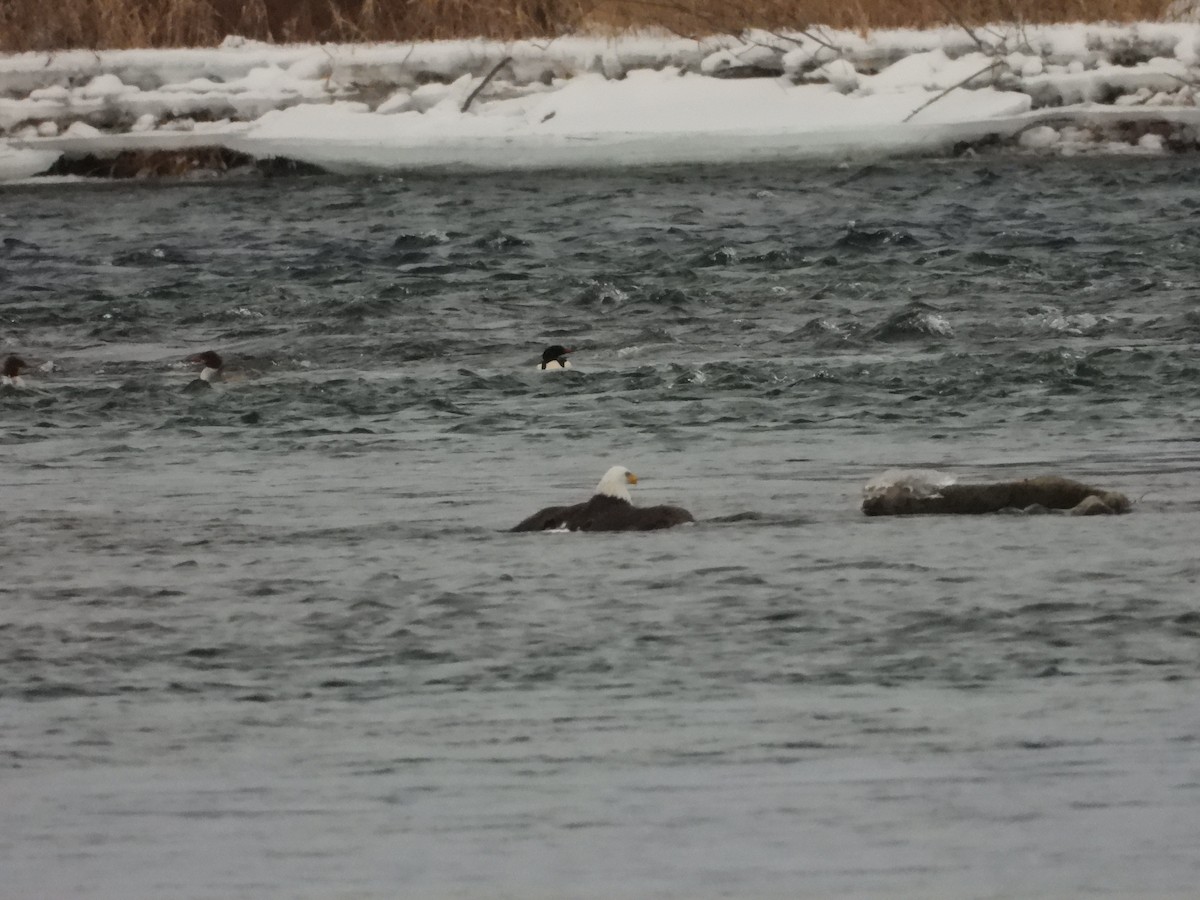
2,23,1200,180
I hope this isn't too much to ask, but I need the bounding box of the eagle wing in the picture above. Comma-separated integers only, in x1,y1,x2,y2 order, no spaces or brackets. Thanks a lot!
512,497,695,533
633,504,695,530
575,498,694,532
510,502,585,532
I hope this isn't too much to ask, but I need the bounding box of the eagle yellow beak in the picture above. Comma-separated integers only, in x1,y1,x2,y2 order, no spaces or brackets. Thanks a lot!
625,472,638,485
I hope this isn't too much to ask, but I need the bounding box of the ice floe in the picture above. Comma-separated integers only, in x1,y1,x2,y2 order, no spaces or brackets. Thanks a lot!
2,22,1199,181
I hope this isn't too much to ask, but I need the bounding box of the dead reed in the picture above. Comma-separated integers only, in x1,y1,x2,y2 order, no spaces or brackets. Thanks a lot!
0,0,1172,53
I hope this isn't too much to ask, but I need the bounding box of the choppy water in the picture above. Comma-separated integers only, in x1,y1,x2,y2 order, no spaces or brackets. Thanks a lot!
3,158,1200,899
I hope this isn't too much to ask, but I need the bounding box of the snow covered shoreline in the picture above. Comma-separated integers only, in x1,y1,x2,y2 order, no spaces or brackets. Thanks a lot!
2,22,1199,181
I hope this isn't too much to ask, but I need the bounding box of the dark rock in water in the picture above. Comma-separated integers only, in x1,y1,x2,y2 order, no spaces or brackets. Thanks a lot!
43,148,325,180
255,156,326,177
710,64,786,79
862,475,1131,517
1068,495,1124,516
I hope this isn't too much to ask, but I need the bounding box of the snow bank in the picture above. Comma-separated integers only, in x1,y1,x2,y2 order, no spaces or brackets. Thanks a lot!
2,23,1199,181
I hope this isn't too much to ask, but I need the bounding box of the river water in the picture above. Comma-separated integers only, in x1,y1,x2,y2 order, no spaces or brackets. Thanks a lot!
2,158,1199,898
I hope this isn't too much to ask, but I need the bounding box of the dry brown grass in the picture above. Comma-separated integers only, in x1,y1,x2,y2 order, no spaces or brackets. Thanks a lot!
0,0,1173,53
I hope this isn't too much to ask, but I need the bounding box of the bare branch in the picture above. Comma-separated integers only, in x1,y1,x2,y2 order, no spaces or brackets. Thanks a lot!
1165,71,1200,88
903,60,1003,123
933,0,986,52
461,55,513,113
758,26,839,54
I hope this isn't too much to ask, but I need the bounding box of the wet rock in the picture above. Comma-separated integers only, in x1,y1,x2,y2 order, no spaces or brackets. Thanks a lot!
862,475,1131,516
710,64,785,79
1068,495,1119,516
43,148,325,179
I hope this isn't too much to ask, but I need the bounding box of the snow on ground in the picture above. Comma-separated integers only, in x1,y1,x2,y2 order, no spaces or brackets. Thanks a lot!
1,23,1199,180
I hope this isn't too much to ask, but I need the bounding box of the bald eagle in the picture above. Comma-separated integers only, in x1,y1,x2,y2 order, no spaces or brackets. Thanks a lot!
512,466,695,532
184,350,224,393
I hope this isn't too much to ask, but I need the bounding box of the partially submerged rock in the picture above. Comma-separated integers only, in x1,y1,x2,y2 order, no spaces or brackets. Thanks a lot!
42,148,324,179
862,475,1131,517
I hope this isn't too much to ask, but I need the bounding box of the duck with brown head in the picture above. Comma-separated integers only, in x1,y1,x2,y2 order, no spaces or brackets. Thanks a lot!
2,355,28,387
183,350,223,393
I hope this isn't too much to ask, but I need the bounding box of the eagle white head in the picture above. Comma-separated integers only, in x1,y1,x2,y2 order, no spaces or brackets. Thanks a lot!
595,465,638,502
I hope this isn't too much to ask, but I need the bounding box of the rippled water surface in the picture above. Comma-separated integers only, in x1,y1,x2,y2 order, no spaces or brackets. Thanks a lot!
3,159,1200,898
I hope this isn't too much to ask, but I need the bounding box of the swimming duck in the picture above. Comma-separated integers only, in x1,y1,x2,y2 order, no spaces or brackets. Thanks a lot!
184,350,224,392
2,355,28,388
537,345,574,371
